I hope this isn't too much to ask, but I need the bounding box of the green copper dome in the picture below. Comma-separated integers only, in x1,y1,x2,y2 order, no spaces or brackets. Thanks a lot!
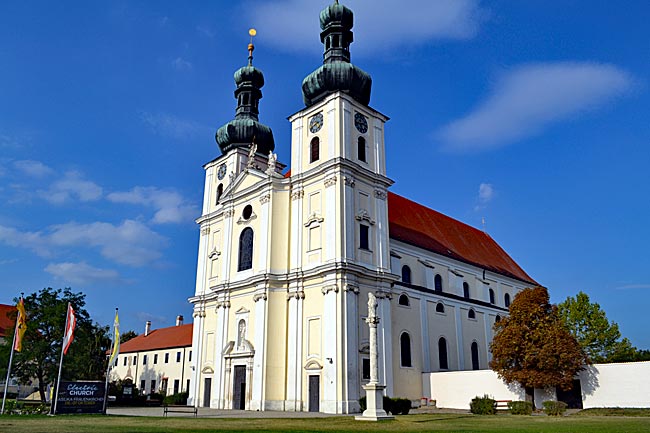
302,1,372,106
216,46,275,154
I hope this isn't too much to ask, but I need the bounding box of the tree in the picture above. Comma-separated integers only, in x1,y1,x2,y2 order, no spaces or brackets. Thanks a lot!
120,330,138,344
558,291,635,363
5,288,111,402
490,286,588,404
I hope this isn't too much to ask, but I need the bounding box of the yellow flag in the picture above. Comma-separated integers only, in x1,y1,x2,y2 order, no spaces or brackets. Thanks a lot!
108,310,120,366
13,298,27,352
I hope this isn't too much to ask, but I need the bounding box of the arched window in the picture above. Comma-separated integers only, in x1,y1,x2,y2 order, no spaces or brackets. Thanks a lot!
357,137,366,162
468,308,476,319
471,342,480,370
489,288,495,304
463,282,470,299
435,302,445,313
237,228,253,271
495,315,501,323
400,332,412,367
401,265,411,284
325,36,331,50
434,274,443,292
237,319,246,349
215,183,223,205
438,337,448,370
504,293,511,308
310,137,320,163
398,294,410,306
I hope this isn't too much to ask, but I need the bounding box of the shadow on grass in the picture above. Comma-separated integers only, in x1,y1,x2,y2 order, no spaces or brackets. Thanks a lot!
411,415,475,423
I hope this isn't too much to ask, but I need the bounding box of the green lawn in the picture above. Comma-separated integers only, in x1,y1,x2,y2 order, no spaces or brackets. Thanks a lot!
1,413,650,433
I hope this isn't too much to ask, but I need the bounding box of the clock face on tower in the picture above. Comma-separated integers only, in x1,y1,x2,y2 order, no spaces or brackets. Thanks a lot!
354,112,368,133
217,163,227,180
309,113,323,133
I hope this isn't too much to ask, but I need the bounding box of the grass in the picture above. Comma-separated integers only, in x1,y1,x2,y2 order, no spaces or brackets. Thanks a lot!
1,413,650,433
574,408,650,417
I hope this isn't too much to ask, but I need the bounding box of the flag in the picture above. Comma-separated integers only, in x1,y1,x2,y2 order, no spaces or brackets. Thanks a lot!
107,310,120,366
13,298,27,352
62,304,76,355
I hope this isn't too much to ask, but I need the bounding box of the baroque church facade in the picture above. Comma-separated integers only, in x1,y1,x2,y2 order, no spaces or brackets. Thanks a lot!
188,1,536,413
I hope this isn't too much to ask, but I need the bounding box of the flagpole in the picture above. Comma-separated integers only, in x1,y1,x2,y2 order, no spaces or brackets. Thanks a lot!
102,308,118,415
0,295,22,415
51,302,71,416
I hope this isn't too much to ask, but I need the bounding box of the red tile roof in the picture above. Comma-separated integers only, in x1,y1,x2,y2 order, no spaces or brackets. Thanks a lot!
0,304,16,339
388,192,537,285
119,324,193,353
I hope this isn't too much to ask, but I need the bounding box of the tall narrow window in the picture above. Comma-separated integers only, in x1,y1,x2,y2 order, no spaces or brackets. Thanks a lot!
310,137,320,163
471,342,480,370
215,183,223,204
401,265,412,284
463,282,470,299
400,332,412,367
359,224,369,250
489,288,495,304
504,293,511,308
238,227,254,271
468,308,476,319
438,337,448,370
357,137,366,162
434,274,443,292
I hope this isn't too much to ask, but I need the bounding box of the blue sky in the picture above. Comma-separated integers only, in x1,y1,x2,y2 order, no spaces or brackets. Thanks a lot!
1,1,649,348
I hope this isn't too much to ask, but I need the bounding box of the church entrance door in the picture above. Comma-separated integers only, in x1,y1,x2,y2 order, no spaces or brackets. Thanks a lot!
203,378,211,408
308,375,320,412
233,366,246,410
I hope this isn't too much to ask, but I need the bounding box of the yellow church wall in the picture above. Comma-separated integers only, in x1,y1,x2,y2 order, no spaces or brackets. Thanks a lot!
264,290,288,402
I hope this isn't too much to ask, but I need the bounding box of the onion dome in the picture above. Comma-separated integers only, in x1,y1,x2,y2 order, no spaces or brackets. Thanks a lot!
216,33,275,155
302,1,372,106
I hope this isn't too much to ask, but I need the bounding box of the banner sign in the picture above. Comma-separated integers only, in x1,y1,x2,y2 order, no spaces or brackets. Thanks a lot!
55,381,105,414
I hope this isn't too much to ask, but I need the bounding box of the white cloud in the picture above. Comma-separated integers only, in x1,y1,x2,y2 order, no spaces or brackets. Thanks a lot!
474,182,495,211
39,170,103,204
248,0,484,55
45,261,121,285
107,186,198,224
172,57,193,71
138,111,206,140
196,25,215,38
0,219,167,267
614,284,650,290
439,62,634,152
135,311,168,326
13,159,54,178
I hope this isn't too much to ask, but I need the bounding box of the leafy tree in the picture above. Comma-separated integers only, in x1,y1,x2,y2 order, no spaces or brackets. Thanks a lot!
558,291,635,363
490,286,588,404
4,288,111,402
120,330,138,343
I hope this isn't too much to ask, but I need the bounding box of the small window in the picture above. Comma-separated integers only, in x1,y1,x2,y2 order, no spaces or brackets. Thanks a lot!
495,315,501,322
401,265,411,284
438,337,448,370
471,342,480,370
242,204,253,220
133,355,136,364
216,183,223,205
359,224,369,250
143,355,147,365
398,294,410,306
238,227,254,271
176,351,181,362
463,282,470,299
362,358,370,380
357,137,366,162
400,332,412,367
165,353,169,363
186,379,190,393
123,357,127,366
310,137,320,163
468,308,476,319
189,351,192,362
489,288,495,304
153,354,158,364
435,302,445,313
434,274,443,292
151,379,156,393
140,380,146,392
504,293,511,308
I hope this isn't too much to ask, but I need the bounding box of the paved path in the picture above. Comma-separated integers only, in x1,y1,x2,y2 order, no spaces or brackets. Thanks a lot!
107,406,339,418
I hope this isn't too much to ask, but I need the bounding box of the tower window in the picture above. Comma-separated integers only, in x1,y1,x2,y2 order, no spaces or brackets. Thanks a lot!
495,315,501,323
468,308,476,320
357,137,366,162
243,93,249,105
438,337,449,370
238,227,254,271
504,293,511,308
434,274,443,292
435,302,445,313
401,265,411,284
489,288,495,304
216,183,223,205
400,332,412,367
310,137,320,163
463,282,470,299
398,294,410,306
471,342,480,370
359,224,369,250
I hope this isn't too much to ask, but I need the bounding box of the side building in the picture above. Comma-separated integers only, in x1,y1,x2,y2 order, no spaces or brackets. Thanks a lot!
110,318,193,397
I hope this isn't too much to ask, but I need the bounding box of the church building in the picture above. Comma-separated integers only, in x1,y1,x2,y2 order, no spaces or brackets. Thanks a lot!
188,1,536,413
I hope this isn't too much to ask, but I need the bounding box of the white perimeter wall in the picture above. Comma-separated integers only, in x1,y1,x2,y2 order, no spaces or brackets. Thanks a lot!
424,361,650,409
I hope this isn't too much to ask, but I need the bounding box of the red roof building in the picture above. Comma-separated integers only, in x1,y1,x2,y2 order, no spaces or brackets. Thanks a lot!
119,323,193,354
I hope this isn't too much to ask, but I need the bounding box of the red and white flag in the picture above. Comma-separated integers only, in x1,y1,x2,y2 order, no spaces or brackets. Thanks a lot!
62,304,77,355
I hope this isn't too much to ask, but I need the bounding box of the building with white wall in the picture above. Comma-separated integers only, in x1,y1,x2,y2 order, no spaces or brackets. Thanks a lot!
188,1,536,413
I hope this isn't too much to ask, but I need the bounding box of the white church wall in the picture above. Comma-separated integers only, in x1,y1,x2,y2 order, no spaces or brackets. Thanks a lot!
579,361,650,408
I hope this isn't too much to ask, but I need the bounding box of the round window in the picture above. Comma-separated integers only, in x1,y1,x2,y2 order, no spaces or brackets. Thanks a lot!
242,205,253,220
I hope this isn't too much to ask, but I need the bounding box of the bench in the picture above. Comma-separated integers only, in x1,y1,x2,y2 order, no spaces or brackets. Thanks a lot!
494,400,512,410
163,404,198,417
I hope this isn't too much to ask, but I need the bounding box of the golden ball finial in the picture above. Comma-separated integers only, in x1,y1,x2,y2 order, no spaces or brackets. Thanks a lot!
249,28,257,37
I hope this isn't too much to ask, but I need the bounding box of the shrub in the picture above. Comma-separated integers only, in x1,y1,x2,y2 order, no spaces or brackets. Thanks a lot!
163,392,189,406
391,398,411,415
382,396,393,414
508,400,533,415
358,396,366,411
543,400,567,416
470,394,496,415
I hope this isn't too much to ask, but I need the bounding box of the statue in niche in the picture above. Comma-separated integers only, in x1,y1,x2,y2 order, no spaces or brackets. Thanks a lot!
237,319,246,350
